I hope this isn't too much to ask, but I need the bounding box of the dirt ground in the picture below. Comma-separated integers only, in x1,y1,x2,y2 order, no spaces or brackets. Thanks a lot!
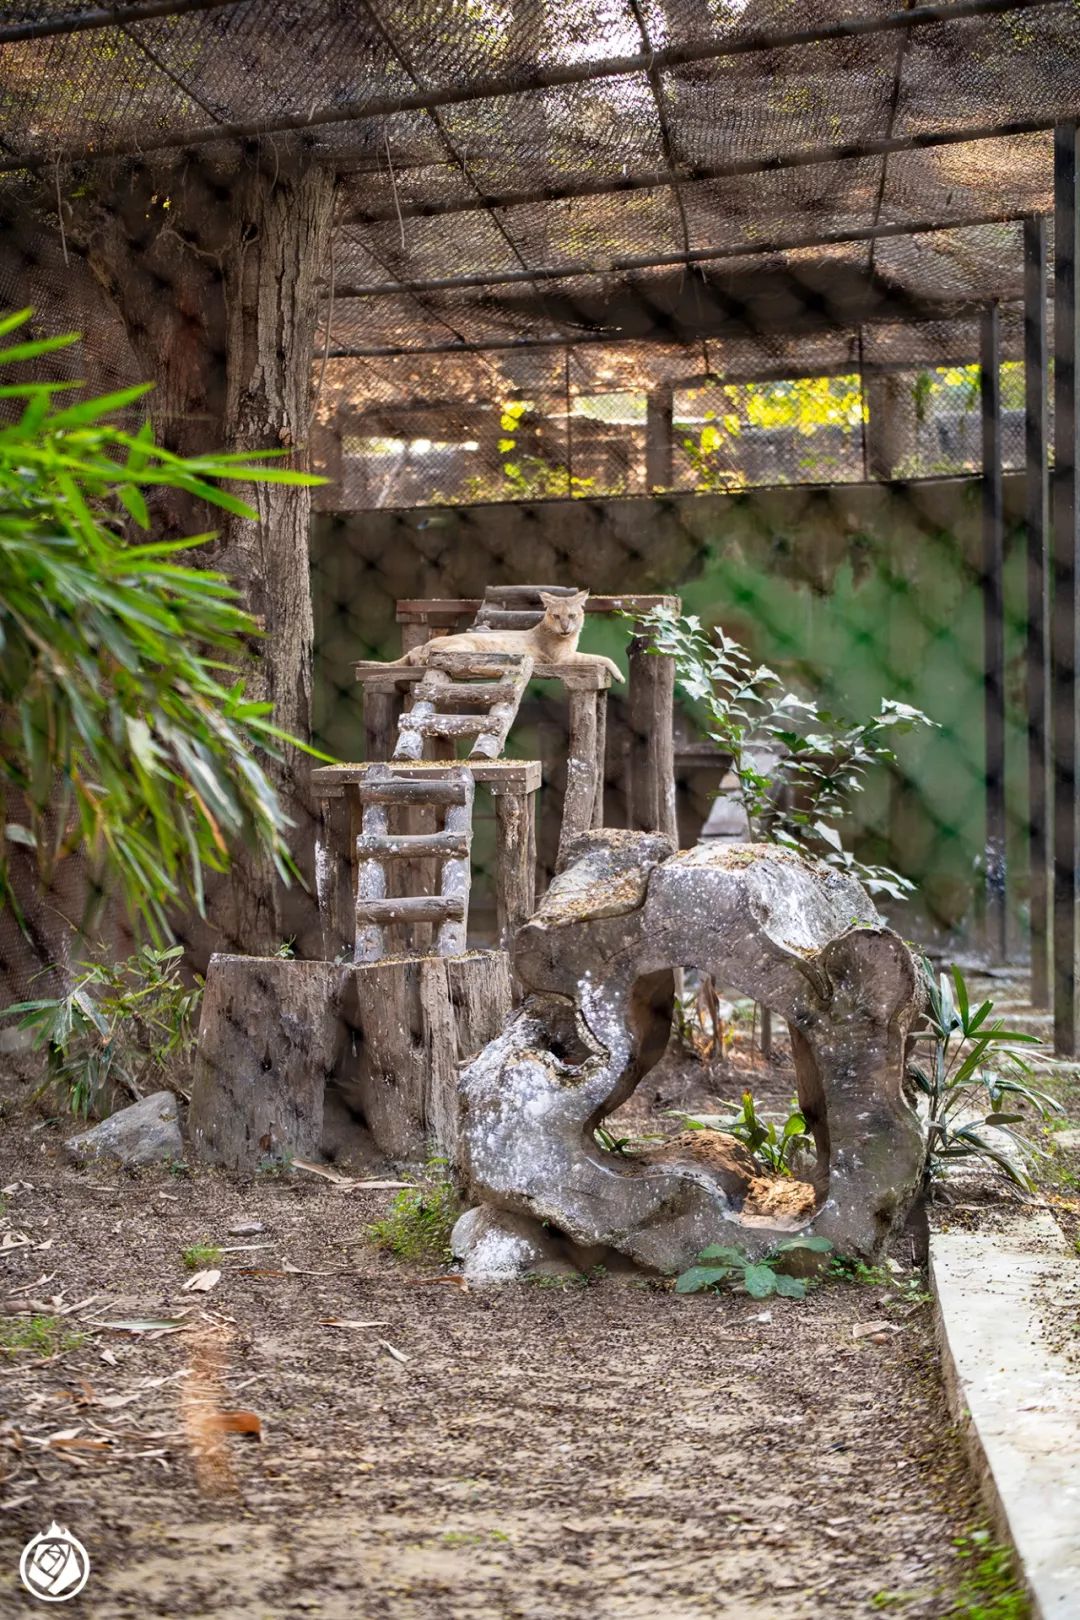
0,1069,992,1620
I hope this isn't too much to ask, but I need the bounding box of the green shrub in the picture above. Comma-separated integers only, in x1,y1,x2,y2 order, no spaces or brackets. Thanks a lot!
369,1159,460,1264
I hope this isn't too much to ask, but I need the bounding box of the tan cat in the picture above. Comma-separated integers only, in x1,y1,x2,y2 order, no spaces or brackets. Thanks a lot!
389,589,624,681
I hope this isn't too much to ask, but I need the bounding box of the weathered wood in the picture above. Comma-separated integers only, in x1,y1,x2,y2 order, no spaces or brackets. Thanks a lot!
593,691,608,827
345,951,513,1163
428,649,529,672
315,759,542,793
355,894,467,925
396,595,679,621
356,659,609,688
354,796,389,964
363,687,397,763
399,711,492,738
494,789,537,949
188,957,350,1169
646,383,674,489
1025,214,1051,1007
484,584,576,603
561,690,600,858
357,775,470,805
627,634,678,840
422,679,520,710
437,788,473,955
357,831,472,860
472,608,544,628
982,301,1007,962
319,791,354,960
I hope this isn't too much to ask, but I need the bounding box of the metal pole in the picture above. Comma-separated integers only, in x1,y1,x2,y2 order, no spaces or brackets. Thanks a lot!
1024,214,1050,1005
981,301,1007,962
1053,124,1079,1055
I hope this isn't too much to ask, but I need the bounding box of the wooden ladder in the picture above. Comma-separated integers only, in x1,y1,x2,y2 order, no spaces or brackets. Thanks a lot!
353,764,474,963
394,649,533,763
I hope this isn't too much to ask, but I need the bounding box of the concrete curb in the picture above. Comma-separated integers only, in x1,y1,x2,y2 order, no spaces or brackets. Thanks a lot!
930,1209,1080,1619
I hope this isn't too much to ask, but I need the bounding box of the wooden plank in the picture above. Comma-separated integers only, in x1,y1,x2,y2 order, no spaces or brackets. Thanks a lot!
362,688,397,763
592,691,608,828
314,759,543,793
318,790,354,961
398,711,488,738
355,894,467,924
356,831,472,860
416,679,519,709
484,584,577,602
1053,125,1079,1056
472,608,544,628
395,594,679,621
646,383,674,490
627,634,678,840
981,301,1007,962
1025,214,1051,1008
354,792,389,964
355,659,609,688
356,776,470,806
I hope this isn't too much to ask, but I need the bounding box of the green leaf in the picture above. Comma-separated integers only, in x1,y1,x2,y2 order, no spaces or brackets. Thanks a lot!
742,1264,778,1299
698,1244,747,1265
771,1234,833,1254
773,1274,809,1298
674,1265,733,1294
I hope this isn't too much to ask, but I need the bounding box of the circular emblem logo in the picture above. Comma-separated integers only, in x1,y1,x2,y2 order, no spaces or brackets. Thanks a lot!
19,1523,90,1603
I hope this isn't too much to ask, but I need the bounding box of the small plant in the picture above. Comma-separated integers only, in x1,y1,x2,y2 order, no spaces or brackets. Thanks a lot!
912,962,1063,1192
182,1242,222,1271
593,1124,633,1155
641,606,935,900
828,1254,892,1287
369,1157,461,1264
675,1234,833,1298
0,1314,85,1358
945,1530,1029,1619
684,1089,813,1177
255,1147,295,1176
3,943,201,1116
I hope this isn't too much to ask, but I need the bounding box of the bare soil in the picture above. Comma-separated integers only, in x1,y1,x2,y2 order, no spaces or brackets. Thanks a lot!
0,1074,988,1620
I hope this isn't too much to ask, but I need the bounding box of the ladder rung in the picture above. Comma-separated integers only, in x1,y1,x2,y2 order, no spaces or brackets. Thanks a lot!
415,680,519,711
356,831,471,860
426,649,530,674
357,776,469,806
354,895,466,925
398,712,488,738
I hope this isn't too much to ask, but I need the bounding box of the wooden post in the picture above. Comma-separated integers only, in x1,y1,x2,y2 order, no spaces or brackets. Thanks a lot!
627,632,678,842
317,790,354,961
1053,124,1080,1056
561,689,600,860
363,685,397,763
646,383,674,490
593,691,608,827
1025,214,1051,1007
981,301,1007,962
494,788,537,947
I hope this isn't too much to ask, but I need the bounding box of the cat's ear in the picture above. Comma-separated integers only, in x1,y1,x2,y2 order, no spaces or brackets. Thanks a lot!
538,591,558,608
572,589,590,605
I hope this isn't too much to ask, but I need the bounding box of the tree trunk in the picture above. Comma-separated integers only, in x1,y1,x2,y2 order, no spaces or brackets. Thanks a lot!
69,155,336,959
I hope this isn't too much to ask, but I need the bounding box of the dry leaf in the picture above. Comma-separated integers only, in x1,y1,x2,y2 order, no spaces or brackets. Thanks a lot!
378,1339,409,1366
293,1159,409,1192
321,1319,391,1330
181,1326,237,1499
203,1410,261,1437
183,1269,221,1294
852,1320,900,1340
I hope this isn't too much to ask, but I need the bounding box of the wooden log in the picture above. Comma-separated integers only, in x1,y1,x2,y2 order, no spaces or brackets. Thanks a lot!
355,894,466,925
358,776,469,805
363,688,397,763
346,950,513,1164
593,690,608,828
398,711,488,738
436,781,473,955
561,689,599,860
318,791,354,960
472,608,543,628
354,796,389,963
627,633,677,840
420,679,519,710
484,585,576,602
494,789,537,950
427,648,527,673
188,957,350,1169
357,831,471,860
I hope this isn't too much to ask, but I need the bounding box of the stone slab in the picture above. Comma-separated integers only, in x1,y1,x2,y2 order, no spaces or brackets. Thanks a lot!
930,1209,1080,1619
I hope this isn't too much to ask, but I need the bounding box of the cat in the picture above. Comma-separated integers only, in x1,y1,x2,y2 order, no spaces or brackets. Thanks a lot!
388,589,624,681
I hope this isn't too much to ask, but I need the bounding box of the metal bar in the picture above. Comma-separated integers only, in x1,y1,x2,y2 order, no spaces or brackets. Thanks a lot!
347,119,1056,228
0,8,1061,172
1053,124,1080,1055
327,307,1001,361
0,0,240,43
981,300,1007,962
1024,214,1051,1006
331,209,1030,298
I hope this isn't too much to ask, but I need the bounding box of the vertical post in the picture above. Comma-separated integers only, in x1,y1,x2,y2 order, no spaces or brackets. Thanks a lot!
1053,124,1080,1055
627,632,678,843
981,301,1007,962
1025,214,1051,1007
646,383,674,490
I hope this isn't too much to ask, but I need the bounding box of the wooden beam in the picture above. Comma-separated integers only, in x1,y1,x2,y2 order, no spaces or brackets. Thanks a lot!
981,301,1007,962
1052,125,1079,1055
646,384,674,490
1024,214,1051,1007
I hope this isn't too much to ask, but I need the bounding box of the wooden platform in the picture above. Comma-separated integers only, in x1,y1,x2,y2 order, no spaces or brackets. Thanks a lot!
313,760,542,795
354,659,612,691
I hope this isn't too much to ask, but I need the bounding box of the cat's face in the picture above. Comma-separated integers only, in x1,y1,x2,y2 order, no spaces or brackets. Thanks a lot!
539,589,588,637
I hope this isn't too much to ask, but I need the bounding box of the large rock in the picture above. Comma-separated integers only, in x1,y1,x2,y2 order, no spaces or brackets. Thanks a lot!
458,835,926,1272
67,1090,183,1168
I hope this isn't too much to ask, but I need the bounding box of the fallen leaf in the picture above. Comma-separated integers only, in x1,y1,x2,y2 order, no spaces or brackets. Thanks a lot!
378,1339,409,1366
852,1320,900,1340
293,1159,409,1192
203,1410,261,1437
227,1220,264,1237
92,1318,188,1335
183,1270,221,1294
99,1348,119,1366
0,1233,31,1252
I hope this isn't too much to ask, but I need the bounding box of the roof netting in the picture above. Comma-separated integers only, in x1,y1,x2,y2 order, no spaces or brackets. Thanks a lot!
0,0,1075,473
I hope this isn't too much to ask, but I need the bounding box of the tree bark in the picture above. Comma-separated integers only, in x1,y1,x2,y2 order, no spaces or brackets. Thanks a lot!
67,154,336,958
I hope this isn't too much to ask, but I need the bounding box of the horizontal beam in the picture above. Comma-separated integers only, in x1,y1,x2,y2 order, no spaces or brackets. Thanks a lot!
0,0,241,44
350,117,1057,226
0,0,1060,173
332,208,1033,298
